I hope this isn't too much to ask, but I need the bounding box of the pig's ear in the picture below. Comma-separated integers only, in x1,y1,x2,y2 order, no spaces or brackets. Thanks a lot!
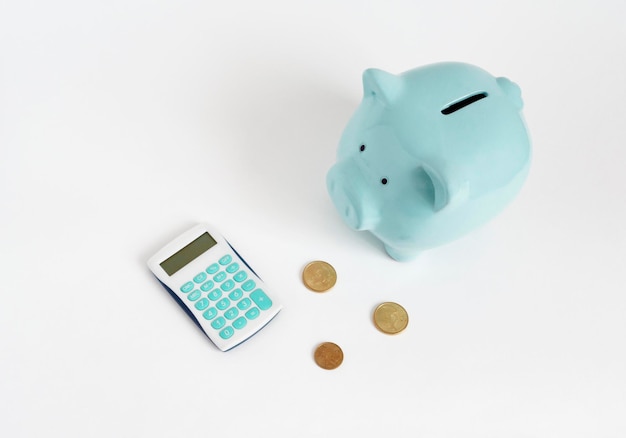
362,68,402,105
421,164,470,211
496,77,523,110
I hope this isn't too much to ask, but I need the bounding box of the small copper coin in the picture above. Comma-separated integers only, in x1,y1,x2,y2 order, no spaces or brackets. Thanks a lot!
314,342,344,370
373,302,409,334
302,261,337,292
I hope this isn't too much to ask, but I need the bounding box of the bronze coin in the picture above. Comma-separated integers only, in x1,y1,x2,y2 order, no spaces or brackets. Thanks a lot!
314,342,344,370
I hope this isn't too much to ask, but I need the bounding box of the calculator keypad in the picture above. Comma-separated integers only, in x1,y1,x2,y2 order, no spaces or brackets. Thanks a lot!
180,253,274,340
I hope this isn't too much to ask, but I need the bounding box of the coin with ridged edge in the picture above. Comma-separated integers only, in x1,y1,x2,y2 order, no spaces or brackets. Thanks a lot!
373,302,409,334
302,261,337,292
314,342,344,370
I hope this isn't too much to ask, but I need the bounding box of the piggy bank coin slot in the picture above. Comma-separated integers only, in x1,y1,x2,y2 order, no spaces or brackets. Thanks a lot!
441,91,488,115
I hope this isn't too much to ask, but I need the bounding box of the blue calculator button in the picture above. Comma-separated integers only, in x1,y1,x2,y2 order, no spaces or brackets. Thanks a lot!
245,307,260,320
193,272,207,283
206,263,219,274
242,279,256,292
237,297,252,310
194,298,209,310
213,271,227,282
200,280,214,292
208,289,222,301
224,307,239,320
226,262,239,274
219,255,232,265
187,290,201,301
219,326,234,339
211,317,226,330
221,280,235,292
216,298,230,310
233,317,247,330
250,289,272,311
229,289,243,301
180,282,194,293
202,307,217,320
233,271,248,282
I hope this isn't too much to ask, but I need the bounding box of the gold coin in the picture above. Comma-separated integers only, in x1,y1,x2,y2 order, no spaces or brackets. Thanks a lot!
302,261,337,292
314,342,344,370
373,302,409,334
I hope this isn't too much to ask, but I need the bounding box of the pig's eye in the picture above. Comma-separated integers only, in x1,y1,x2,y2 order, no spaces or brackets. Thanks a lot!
359,144,366,152
381,178,388,185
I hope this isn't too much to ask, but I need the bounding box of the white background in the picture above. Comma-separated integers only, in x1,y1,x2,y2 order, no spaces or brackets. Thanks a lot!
1,1,625,437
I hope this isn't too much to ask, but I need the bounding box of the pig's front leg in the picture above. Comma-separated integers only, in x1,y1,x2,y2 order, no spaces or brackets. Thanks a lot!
384,244,421,262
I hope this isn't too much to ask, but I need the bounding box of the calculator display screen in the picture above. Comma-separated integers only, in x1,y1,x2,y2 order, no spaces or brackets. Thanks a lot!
160,232,218,276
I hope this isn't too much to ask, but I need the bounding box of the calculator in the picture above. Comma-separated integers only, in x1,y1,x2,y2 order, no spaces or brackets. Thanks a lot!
147,223,282,351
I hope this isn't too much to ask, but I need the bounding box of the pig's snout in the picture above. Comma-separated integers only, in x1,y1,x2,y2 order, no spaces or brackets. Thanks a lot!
326,164,380,231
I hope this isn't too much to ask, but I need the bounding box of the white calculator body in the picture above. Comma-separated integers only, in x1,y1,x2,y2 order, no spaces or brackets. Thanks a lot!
147,223,281,351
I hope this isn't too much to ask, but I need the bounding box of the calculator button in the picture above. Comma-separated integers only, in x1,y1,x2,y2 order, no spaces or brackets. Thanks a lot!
229,289,243,301
194,298,209,310
250,289,272,310
237,298,251,310
226,262,239,274
200,280,214,292
242,279,256,292
224,307,239,320
233,317,247,330
193,272,207,283
202,307,218,320
233,271,248,282
211,317,226,330
221,280,235,292
219,255,232,265
180,282,194,293
206,263,220,274
216,298,230,310
219,326,234,339
208,289,222,301
187,290,201,301
245,307,260,320
213,271,227,282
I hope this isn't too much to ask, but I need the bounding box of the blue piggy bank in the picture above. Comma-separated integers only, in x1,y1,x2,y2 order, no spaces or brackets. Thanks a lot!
326,62,531,261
